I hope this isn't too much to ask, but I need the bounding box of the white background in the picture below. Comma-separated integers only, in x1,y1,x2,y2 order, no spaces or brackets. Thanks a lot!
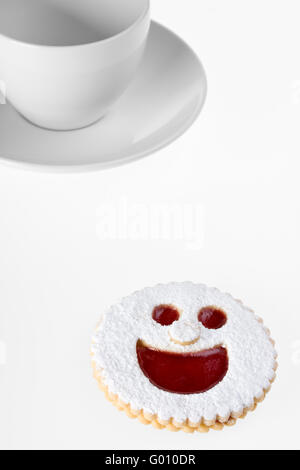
0,0,300,450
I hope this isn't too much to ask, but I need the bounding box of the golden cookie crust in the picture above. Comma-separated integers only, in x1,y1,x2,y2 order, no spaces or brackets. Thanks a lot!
91,313,277,433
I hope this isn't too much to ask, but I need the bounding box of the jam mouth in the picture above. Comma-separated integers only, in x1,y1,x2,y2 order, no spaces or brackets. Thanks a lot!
136,340,229,395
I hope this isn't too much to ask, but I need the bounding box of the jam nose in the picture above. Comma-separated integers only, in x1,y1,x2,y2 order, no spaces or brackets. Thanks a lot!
169,321,200,346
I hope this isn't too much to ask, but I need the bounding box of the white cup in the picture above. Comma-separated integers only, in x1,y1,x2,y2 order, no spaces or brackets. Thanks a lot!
0,0,150,130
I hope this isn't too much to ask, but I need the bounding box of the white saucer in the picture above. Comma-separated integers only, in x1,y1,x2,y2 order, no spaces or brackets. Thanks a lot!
0,22,207,172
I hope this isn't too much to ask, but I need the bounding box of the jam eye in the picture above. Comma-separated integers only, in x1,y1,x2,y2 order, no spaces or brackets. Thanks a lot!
198,306,227,329
152,305,180,326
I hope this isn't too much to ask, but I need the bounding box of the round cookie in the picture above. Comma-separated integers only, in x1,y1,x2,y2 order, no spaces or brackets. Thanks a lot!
91,282,277,433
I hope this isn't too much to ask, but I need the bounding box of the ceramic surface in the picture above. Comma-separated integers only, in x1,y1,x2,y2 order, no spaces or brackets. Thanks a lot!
0,22,207,172
0,0,150,130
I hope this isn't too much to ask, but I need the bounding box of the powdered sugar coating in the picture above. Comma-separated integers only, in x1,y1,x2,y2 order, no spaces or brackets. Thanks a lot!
169,320,200,344
91,282,277,423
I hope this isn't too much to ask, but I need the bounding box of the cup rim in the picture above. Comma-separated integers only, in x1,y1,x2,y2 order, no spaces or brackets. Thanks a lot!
0,0,150,49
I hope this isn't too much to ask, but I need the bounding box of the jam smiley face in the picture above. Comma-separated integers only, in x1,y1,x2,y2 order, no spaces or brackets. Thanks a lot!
92,282,277,428
137,305,229,394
